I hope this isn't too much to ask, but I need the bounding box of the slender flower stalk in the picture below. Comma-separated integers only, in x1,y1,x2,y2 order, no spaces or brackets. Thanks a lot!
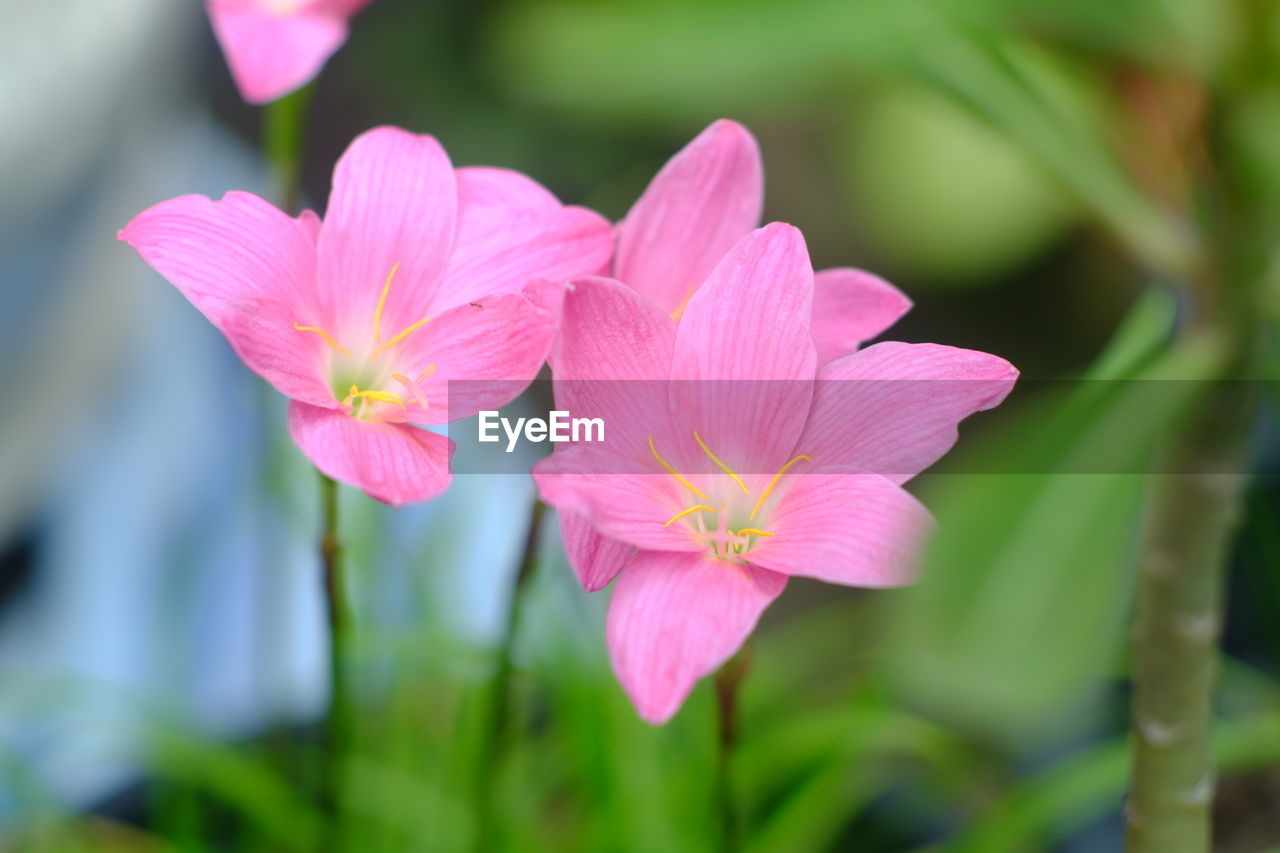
714,646,750,852
476,497,546,848
263,85,312,214
318,473,353,845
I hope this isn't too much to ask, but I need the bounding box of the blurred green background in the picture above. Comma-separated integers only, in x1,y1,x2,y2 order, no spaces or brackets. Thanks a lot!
2,0,1278,851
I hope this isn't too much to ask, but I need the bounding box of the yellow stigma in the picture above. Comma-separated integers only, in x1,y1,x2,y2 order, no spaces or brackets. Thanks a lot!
663,505,716,527
293,323,349,356
692,430,750,495
749,455,811,521
373,262,401,343
648,435,708,499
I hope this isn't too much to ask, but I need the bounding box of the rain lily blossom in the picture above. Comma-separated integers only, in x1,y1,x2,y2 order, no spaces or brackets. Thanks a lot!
557,119,919,586
615,119,913,364
120,126,614,505
534,223,1017,723
206,0,376,104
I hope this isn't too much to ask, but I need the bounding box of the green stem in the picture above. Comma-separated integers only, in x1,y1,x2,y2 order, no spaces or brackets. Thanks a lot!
476,497,546,849
1125,393,1252,852
715,645,751,853
319,474,352,850
263,85,312,214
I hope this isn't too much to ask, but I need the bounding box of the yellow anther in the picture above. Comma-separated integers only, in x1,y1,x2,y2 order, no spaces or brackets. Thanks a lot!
663,505,717,527
373,262,401,343
372,316,432,358
343,384,359,405
353,389,405,406
648,435,708,499
692,430,749,495
734,528,774,538
293,323,350,356
749,455,811,520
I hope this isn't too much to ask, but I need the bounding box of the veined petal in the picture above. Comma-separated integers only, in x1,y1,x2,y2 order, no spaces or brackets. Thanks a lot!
798,342,1019,483
207,3,348,105
615,120,763,314
434,196,613,312
455,166,562,212
119,191,319,330
669,223,816,473
222,298,338,407
606,551,786,724
533,445,699,555
391,283,560,424
316,127,456,333
811,268,912,363
547,277,676,455
559,511,635,592
747,469,932,588
287,401,453,506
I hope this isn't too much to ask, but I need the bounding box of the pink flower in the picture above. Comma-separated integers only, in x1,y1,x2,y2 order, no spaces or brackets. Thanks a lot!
120,126,614,506
615,119,913,364
534,224,1017,723
206,0,376,104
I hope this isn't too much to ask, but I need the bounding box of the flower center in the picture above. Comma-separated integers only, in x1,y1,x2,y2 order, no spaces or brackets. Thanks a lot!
261,0,310,17
649,431,809,563
292,263,438,420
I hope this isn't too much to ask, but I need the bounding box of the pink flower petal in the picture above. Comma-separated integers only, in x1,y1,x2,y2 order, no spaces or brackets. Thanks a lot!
391,283,560,424
606,550,786,724
669,223,816,472
434,195,614,311
315,127,456,334
287,400,453,506
533,445,699,554
118,191,319,331
455,166,562,212
558,511,635,592
747,469,933,588
810,268,912,363
797,342,1019,483
614,120,763,314
548,277,676,450
221,298,339,407
206,4,349,105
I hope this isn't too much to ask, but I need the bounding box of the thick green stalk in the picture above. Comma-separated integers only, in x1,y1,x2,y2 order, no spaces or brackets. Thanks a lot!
1125,392,1252,852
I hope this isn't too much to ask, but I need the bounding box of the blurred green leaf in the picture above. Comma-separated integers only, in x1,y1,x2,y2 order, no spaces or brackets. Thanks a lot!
889,292,1209,737
945,711,1280,852
843,84,1075,285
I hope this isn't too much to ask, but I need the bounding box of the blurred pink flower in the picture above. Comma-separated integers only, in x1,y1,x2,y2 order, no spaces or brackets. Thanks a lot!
615,119,913,365
121,126,614,505
534,223,1017,723
206,0,376,104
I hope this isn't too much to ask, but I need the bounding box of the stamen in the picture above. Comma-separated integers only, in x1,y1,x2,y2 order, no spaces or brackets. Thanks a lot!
663,505,717,527
670,286,697,321
692,430,750,495
734,528,774,538
372,262,401,343
372,316,432,358
749,455,811,520
648,435,708,499
293,323,350,356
